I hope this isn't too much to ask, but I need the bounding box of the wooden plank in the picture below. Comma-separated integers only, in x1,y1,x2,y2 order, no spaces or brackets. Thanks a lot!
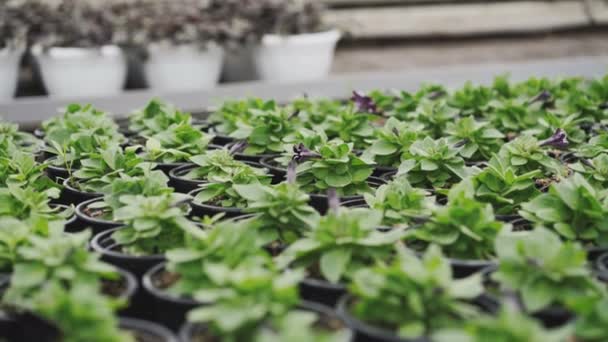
325,1,591,38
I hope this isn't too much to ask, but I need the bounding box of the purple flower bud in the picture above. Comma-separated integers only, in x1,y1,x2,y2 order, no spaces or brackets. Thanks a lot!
528,90,552,105
327,188,340,214
539,128,568,149
229,140,248,155
351,91,380,115
292,143,320,163
287,159,298,184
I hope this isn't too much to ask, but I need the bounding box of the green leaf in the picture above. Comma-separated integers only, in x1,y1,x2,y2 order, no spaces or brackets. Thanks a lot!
319,248,352,283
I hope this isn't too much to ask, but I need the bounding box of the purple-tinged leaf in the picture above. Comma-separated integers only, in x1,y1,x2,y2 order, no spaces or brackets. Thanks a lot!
539,129,568,149
351,91,380,115
292,143,321,163
528,90,552,105
229,141,248,155
453,139,469,148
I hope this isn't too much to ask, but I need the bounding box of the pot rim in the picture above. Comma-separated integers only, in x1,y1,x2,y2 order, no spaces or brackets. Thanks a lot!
187,188,246,214
119,317,178,342
262,29,342,45
61,177,104,198
142,262,203,306
31,44,124,58
336,294,427,342
75,198,120,226
112,267,139,301
90,227,165,262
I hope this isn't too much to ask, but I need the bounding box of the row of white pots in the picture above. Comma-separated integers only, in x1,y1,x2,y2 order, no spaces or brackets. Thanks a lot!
0,30,341,101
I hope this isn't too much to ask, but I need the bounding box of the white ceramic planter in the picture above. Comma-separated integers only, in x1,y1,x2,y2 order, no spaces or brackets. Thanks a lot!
252,30,341,83
145,44,224,92
33,45,126,98
0,47,24,102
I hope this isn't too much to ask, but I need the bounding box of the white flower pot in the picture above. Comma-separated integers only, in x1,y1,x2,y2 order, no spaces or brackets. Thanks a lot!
252,30,341,83
145,44,224,92
33,45,126,98
0,47,24,102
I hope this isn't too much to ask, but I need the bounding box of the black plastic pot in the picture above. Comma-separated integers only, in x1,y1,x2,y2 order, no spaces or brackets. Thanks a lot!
91,228,166,320
49,203,79,232
337,294,497,342
60,178,103,206
308,177,386,214
75,198,121,235
259,155,287,183
45,159,70,182
595,252,608,273
495,214,522,223
169,160,268,194
373,165,397,178
202,125,235,146
530,305,575,328
586,246,608,264
299,277,347,308
225,141,280,163
178,300,348,341
379,170,397,182
103,267,139,316
33,128,45,139
0,310,62,342
142,263,202,331
153,162,189,176
449,258,497,278
119,317,178,342
90,228,165,279
187,188,244,219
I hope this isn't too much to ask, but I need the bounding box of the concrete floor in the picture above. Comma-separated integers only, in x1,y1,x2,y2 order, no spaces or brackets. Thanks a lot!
331,30,608,74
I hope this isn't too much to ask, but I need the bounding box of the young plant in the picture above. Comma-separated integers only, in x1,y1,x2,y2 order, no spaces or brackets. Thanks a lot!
276,207,405,284
142,122,214,163
208,98,275,135
363,175,434,228
397,136,470,189
111,193,196,255
349,245,485,339
229,106,297,155
407,99,459,138
365,117,423,167
573,133,608,159
574,297,608,342
88,169,174,221
295,139,375,196
487,98,542,133
470,155,542,215
3,226,119,308
435,300,572,342
448,82,493,117
129,98,192,136
72,145,152,193
496,134,567,178
43,104,124,148
570,153,608,188
255,310,350,342
234,181,320,244
0,184,66,222
445,117,504,161
519,173,608,246
323,101,377,150
0,121,40,152
408,179,507,260
25,281,133,342
0,217,59,272
1,150,59,193
185,149,261,182
492,227,604,313
193,164,272,208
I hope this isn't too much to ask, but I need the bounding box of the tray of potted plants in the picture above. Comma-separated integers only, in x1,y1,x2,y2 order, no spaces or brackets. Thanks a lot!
3,73,608,342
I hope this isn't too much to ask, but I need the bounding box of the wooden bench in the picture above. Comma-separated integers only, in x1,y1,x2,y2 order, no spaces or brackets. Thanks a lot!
320,0,601,39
